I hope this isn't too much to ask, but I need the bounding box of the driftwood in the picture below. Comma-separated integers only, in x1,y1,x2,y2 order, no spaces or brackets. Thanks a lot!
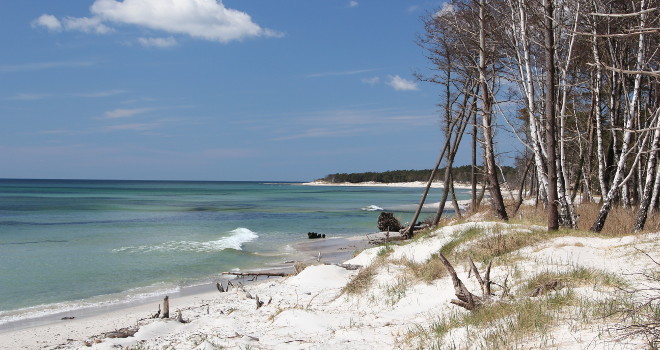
531,280,560,297
151,303,161,319
330,263,362,270
222,271,290,277
174,309,188,323
103,327,138,339
438,254,493,310
161,296,170,319
216,281,235,293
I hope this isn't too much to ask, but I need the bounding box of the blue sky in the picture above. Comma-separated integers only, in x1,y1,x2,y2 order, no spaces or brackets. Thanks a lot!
1,0,453,181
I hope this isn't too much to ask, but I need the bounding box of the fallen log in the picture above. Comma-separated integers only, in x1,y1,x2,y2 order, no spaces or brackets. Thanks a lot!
103,327,138,339
222,271,290,277
326,263,362,270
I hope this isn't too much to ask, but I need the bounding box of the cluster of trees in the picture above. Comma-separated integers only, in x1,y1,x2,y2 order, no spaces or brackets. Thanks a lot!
319,166,516,184
409,0,659,235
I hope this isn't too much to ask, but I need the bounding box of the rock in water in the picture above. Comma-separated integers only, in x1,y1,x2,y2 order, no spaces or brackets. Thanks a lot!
307,232,326,239
377,212,402,232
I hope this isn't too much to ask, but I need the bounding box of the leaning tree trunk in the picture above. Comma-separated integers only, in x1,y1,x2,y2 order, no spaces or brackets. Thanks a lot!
432,85,474,226
649,160,660,212
633,109,660,232
405,141,448,238
478,0,508,221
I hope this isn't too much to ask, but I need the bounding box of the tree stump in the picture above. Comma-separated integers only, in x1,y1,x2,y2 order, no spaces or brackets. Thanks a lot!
161,296,170,319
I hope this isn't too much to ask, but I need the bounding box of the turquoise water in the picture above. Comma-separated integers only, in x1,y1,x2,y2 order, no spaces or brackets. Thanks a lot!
0,179,466,325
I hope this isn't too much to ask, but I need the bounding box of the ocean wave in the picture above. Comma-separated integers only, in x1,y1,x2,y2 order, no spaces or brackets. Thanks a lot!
361,205,384,211
113,227,259,253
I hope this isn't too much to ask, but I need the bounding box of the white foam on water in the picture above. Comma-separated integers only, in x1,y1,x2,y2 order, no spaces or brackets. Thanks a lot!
113,227,259,253
361,205,384,211
0,283,180,326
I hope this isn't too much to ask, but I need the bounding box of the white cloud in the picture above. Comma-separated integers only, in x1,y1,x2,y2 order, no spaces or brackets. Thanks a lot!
74,89,128,98
102,107,155,119
32,0,281,43
90,0,280,42
434,3,455,18
0,61,94,73
32,14,111,34
138,37,178,48
63,16,112,34
387,75,419,91
4,93,51,101
103,123,161,131
348,1,359,7
361,76,380,85
32,14,62,31
406,5,420,13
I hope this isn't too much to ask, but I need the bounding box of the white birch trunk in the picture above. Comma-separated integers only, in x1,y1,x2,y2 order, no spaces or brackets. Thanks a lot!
590,14,608,200
510,0,549,204
591,0,647,232
634,110,660,232
649,158,660,212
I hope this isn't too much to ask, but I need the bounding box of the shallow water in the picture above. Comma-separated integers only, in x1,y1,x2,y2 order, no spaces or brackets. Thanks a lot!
0,179,467,325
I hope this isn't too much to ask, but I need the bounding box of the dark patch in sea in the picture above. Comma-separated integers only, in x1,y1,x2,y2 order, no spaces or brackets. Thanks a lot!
0,239,67,245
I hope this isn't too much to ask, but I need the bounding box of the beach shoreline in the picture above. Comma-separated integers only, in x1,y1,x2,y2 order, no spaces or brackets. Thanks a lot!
0,231,394,350
1,221,657,349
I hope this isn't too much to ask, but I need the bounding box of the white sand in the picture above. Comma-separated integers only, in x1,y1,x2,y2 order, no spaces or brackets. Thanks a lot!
1,222,657,349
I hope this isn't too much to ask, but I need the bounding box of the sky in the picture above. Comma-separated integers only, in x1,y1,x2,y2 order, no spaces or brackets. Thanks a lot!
0,0,457,181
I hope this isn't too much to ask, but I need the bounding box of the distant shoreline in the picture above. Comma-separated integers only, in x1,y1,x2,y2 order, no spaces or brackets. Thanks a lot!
301,180,473,189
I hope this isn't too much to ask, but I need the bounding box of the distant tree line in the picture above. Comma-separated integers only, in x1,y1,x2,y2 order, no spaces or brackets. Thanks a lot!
318,166,516,184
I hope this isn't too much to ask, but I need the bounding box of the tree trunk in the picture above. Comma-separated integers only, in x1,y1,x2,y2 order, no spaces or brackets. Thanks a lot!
590,11,609,200
649,161,660,212
479,0,508,221
471,108,478,213
633,110,660,232
590,0,647,233
405,140,449,238
161,296,170,319
544,0,560,231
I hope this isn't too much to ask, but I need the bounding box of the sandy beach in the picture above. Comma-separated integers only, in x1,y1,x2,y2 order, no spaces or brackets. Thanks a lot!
2,219,657,350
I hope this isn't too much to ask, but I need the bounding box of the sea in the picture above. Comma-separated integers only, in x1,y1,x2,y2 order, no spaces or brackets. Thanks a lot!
0,179,468,329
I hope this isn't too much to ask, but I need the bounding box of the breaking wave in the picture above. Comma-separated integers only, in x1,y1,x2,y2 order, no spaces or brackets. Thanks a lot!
113,228,259,253
361,205,384,211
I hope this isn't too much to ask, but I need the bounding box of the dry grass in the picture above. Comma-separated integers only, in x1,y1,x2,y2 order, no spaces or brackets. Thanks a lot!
576,202,660,235
511,202,660,236
396,254,448,283
403,290,576,350
341,264,378,296
522,266,628,296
